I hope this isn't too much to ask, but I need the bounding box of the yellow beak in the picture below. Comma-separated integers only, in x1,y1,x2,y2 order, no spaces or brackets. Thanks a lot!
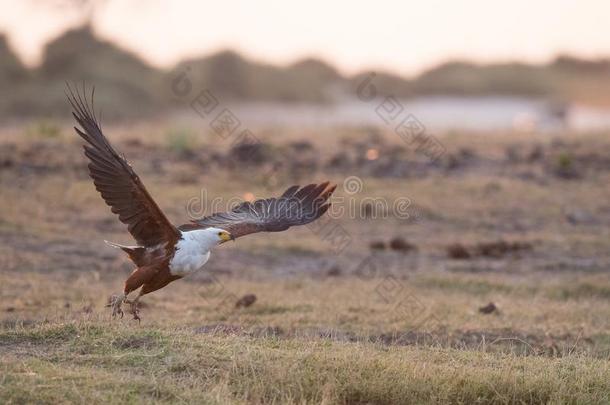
220,231,234,242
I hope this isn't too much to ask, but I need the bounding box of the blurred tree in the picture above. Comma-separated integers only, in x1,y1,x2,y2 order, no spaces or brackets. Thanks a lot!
0,34,27,84
205,50,250,99
29,24,165,118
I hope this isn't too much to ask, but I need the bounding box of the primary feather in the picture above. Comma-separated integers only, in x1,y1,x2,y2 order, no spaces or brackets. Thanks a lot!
181,182,336,239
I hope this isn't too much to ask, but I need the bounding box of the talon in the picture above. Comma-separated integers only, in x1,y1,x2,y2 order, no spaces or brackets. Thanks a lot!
130,299,142,322
108,293,126,319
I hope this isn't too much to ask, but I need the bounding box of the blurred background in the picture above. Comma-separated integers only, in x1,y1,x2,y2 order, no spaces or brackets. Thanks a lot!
1,2,610,401
0,0,610,392
1,0,610,130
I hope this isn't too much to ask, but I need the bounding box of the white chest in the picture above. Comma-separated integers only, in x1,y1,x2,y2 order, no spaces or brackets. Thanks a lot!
169,231,213,277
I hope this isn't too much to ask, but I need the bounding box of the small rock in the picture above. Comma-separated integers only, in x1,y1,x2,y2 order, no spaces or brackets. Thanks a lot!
389,237,416,253
326,266,342,277
447,243,471,259
479,302,497,314
235,294,257,308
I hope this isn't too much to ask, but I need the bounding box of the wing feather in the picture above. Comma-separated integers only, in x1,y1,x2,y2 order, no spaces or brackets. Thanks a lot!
67,84,180,248
180,182,336,238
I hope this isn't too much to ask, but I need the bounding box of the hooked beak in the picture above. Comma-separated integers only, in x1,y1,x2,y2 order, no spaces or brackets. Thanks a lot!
220,231,235,243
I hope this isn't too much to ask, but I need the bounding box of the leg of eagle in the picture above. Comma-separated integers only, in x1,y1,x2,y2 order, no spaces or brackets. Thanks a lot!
109,263,181,321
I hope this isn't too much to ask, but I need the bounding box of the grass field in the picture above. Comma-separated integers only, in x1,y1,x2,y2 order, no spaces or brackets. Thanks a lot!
1,124,610,403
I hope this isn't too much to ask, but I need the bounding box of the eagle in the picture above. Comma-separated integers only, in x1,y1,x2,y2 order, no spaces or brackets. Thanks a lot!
67,86,336,321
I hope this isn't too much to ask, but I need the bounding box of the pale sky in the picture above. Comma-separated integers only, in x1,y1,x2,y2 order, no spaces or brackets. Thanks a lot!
1,0,610,76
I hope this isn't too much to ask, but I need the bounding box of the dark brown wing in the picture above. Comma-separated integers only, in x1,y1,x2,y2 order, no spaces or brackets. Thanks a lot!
67,85,180,248
180,182,336,239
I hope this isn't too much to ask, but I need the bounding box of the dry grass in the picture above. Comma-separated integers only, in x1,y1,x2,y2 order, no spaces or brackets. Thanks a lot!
1,269,609,403
2,125,610,403
1,318,609,404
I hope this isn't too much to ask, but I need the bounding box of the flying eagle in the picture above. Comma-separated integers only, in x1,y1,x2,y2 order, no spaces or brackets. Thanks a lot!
67,87,336,321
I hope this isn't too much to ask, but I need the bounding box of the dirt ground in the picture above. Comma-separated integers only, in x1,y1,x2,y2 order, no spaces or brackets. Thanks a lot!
1,123,609,403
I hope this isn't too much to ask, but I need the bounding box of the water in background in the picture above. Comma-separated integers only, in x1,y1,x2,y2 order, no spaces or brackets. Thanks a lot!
218,96,610,132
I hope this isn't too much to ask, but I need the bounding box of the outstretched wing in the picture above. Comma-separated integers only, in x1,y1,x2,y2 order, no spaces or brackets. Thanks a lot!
181,182,336,239
67,84,180,248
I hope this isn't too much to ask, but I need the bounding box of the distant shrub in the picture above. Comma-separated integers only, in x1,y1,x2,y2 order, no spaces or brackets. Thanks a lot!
557,152,573,170
25,119,62,139
165,128,197,155
553,152,580,179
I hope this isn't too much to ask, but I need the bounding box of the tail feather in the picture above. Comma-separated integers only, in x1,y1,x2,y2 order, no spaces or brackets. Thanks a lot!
105,240,146,266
